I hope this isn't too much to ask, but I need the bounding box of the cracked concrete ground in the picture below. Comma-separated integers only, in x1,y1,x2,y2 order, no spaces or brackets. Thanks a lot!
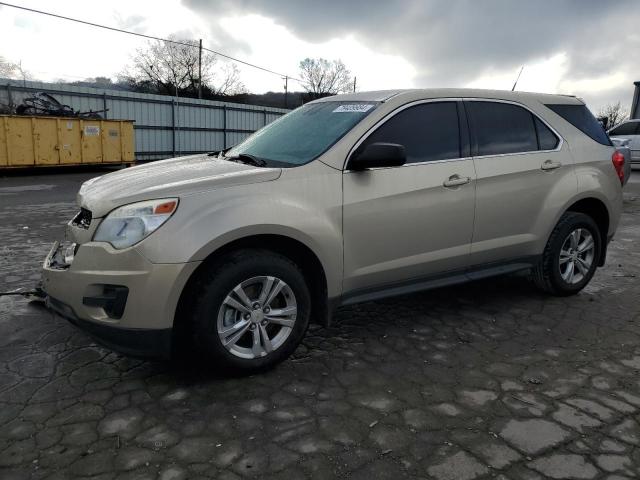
1,169,640,479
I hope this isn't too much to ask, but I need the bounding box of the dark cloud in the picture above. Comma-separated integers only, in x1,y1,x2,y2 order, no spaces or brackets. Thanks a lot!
113,10,252,59
182,0,639,108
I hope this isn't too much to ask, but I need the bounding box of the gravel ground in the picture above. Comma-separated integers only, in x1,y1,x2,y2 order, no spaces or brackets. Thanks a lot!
1,169,640,479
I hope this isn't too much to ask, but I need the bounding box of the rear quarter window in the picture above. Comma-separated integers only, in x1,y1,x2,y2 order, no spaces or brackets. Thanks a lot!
534,117,559,150
545,104,612,146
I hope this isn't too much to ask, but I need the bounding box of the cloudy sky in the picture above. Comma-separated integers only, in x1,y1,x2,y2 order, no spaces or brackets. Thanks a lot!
0,0,638,112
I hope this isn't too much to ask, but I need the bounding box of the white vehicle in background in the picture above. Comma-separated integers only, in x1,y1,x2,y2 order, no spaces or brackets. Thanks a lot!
609,119,640,167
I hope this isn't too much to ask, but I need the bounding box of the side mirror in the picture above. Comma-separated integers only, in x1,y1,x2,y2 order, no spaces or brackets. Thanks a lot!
348,142,407,170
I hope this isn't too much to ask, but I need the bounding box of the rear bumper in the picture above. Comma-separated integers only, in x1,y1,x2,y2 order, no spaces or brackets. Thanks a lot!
46,296,172,358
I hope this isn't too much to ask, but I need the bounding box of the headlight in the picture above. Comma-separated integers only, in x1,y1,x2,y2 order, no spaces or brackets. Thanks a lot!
93,198,178,249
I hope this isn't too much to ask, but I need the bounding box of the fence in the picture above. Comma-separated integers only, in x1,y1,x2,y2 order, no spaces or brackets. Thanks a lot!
0,79,289,162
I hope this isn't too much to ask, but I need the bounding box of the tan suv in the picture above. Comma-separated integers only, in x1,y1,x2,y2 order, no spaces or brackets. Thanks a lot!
42,89,624,371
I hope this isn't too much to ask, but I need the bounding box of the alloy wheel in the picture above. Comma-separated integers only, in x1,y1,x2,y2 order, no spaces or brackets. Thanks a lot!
216,276,297,359
559,228,595,285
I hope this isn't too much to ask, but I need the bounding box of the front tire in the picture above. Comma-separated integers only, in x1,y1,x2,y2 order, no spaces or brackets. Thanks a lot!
532,212,601,296
188,249,311,372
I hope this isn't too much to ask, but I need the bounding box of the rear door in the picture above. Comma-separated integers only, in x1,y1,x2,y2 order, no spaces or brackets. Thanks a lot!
465,99,572,265
342,100,476,295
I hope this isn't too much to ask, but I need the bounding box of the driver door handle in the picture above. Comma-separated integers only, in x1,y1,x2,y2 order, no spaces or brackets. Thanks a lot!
541,159,562,171
443,174,471,188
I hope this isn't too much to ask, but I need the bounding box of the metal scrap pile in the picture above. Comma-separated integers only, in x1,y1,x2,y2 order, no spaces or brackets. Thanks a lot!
15,92,106,118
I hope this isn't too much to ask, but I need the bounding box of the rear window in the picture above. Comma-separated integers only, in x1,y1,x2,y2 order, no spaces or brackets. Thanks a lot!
609,121,640,136
545,104,612,146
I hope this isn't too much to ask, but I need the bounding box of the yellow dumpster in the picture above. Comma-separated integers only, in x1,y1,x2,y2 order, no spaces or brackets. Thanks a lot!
0,116,135,168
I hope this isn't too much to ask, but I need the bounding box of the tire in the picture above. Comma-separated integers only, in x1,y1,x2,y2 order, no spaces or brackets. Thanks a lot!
532,212,601,296
187,249,311,372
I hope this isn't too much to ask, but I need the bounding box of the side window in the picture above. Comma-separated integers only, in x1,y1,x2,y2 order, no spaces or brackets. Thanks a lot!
467,101,539,156
359,102,460,164
534,117,560,150
610,122,639,136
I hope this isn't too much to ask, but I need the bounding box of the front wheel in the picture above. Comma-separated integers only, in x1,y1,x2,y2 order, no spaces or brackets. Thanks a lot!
188,249,311,372
532,212,601,296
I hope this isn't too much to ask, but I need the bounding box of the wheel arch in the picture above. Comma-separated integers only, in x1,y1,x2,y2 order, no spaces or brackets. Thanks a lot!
562,195,610,266
174,233,332,348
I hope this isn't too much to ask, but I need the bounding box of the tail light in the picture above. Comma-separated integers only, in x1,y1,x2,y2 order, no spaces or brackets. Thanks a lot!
612,150,625,185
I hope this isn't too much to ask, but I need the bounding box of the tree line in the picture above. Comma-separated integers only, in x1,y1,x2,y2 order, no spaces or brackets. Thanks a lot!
117,36,355,106
1,37,355,108
1,42,633,118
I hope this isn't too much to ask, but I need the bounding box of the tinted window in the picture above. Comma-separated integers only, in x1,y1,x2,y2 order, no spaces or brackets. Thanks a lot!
546,104,612,146
609,121,639,136
467,102,538,156
535,117,559,150
359,102,460,164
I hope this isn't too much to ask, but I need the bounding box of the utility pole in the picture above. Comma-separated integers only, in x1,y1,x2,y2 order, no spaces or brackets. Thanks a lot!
353,76,357,93
198,38,203,99
283,76,289,108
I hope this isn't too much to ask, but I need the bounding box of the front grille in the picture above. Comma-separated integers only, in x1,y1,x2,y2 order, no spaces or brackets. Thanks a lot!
72,208,92,229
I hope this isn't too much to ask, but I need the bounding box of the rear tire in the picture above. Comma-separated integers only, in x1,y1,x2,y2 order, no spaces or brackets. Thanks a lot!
187,249,311,372
532,212,601,296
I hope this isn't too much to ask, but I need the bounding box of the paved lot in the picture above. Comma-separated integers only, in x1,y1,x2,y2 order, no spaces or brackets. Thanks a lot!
1,168,640,480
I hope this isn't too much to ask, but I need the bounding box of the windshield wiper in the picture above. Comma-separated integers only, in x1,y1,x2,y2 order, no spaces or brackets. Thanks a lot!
224,153,267,167
207,147,232,157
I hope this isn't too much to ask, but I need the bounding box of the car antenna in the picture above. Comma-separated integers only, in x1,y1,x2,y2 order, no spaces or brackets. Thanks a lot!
511,66,524,91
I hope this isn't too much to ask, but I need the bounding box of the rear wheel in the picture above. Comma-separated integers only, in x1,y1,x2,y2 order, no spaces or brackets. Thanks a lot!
532,212,601,296
188,249,311,372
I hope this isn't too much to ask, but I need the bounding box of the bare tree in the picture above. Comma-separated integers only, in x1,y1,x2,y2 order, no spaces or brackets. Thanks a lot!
0,56,30,82
1,57,31,112
298,58,353,98
214,64,245,96
121,36,246,97
598,101,629,129
0,56,17,78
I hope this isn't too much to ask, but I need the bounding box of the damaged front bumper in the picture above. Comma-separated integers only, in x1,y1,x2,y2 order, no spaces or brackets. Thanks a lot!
41,239,200,359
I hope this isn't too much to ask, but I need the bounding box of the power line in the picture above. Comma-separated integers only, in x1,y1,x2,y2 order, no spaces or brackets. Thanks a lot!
0,1,303,83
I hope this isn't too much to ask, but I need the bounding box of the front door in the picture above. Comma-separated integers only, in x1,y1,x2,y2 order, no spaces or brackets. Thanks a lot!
342,100,476,295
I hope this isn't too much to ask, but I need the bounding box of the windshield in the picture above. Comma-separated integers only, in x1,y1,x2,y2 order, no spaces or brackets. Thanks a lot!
225,101,378,167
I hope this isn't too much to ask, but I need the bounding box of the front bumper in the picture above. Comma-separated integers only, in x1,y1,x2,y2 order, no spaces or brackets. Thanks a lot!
46,296,173,358
42,241,200,358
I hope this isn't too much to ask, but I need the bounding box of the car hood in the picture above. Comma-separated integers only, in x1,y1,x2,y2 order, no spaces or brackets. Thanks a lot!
78,154,282,217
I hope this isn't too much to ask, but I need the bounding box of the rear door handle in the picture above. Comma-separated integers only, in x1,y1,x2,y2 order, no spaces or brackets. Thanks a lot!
443,174,471,188
541,159,562,171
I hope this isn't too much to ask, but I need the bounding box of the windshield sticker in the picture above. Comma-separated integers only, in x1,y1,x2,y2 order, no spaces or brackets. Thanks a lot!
333,104,374,113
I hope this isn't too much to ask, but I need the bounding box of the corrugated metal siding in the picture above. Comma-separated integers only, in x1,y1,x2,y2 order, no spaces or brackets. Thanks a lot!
0,79,290,161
